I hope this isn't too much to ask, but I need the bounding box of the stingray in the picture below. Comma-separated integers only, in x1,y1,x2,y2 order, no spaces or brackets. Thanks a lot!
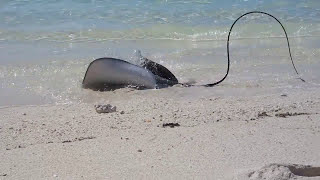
82,11,304,91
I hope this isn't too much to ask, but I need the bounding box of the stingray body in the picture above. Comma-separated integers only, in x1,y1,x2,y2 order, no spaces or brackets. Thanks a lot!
82,57,179,91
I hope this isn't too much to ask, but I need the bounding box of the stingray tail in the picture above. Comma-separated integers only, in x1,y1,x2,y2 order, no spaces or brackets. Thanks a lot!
203,11,305,87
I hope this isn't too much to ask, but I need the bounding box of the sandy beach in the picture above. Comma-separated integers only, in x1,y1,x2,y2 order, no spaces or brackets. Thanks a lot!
1,0,320,179
1,86,319,179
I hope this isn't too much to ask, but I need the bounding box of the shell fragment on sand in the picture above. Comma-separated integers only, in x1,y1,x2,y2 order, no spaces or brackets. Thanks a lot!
94,104,117,114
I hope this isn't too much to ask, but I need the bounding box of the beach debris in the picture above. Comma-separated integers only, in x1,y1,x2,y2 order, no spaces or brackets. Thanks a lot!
23,113,26,115
18,145,25,149
120,111,125,114
62,140,72,143
275,112,311,118
62,136,96,144
137,149,142,152
257,112,271,118
77,136,96,141
0,174,7,177
281,94,288,97
245,164,320,180
274,108,282,112
94,104,117,114
162,123,180,128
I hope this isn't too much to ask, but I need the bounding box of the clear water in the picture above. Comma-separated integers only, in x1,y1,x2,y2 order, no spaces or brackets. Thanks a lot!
0,0,320,106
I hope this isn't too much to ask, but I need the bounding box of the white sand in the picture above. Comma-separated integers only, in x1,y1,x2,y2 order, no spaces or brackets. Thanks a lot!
1,86,320,179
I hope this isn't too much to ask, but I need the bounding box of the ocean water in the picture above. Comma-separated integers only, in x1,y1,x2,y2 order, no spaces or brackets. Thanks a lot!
0,0,320,106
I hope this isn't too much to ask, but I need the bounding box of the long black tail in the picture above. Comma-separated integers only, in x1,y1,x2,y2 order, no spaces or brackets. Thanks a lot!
200,11,304,87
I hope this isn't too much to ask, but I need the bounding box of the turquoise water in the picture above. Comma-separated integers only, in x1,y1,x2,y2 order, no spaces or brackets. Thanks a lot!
1,0,320,41
0,0,320,105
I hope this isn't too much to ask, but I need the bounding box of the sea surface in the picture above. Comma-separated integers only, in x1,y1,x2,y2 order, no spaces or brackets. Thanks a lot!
0,0,320,106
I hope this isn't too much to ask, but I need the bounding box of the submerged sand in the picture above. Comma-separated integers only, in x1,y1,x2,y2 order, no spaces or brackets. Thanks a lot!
0,86,319,179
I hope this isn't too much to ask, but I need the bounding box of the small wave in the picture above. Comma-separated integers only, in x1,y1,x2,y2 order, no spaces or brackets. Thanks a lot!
1,23,320,43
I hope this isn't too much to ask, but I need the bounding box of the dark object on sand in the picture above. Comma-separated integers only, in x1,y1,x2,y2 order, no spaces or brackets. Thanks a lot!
82,11,304,91
275,112,311,118
162,123,180,128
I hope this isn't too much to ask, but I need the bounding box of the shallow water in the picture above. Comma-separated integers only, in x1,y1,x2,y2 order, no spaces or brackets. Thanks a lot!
0,0,320,106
